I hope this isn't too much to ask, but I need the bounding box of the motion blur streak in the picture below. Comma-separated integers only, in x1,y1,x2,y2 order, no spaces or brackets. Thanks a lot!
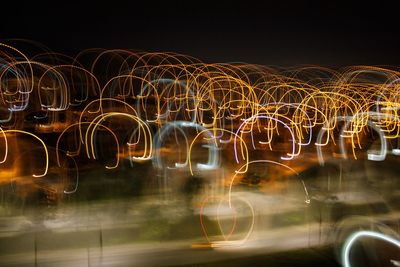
0,41,399,267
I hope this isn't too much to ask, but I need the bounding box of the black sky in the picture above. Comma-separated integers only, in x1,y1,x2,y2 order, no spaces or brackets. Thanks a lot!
1,1,399,66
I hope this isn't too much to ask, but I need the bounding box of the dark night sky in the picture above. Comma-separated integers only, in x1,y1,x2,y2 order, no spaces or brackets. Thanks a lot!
1,1,399,66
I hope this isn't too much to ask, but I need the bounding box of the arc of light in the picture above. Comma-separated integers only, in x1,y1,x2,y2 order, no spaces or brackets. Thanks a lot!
339,114,387,161
256,102,312,147
199,194,255,247
138,78,197,123
342,230,400,267
9,61,69,112
0,126,8,163
174,121,219,172
234,115,297,161
56,122,121,169
39,64,99,110
78,98,138,144
256,111,303,157
56,122,84,167
4,130,48,177
263,102,313,146
153,121,190,169
0,62,31,112
0,43,34,94
315,114,351,165
86,112,152,166
88,123,120,169
199,195,235,244
55,150,80,194
63,156,79,194
227,160,310,208
188,128,249,175
316,119,335,166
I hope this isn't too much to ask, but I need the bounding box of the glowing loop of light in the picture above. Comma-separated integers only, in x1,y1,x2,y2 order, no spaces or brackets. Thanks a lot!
342,230,400,267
